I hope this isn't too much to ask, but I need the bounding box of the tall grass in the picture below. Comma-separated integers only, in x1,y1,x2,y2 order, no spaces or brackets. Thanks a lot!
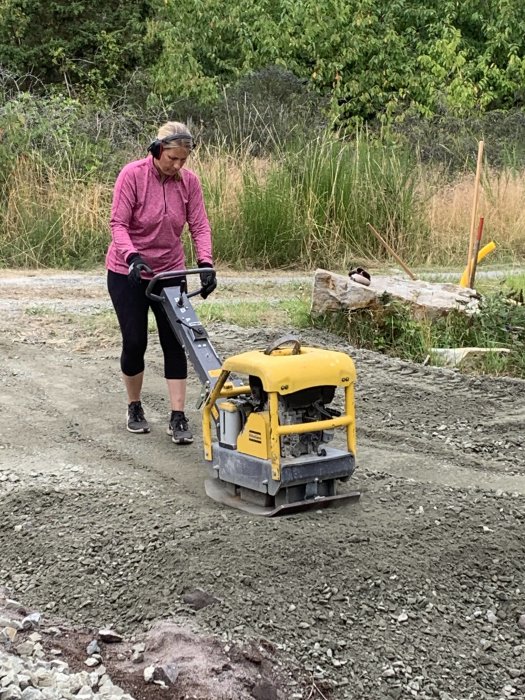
425,169,525,263
285,135,427,268
1,126,525,270
0,154,112,268
201,132,427,269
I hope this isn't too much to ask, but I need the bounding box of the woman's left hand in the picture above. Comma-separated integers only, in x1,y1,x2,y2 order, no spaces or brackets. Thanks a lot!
198,262,217,299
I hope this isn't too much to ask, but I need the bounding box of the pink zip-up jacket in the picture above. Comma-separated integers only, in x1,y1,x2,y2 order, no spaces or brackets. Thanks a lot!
106,156,213,277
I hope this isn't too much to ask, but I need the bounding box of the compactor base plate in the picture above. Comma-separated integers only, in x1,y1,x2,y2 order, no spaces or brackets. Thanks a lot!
204,478,361,517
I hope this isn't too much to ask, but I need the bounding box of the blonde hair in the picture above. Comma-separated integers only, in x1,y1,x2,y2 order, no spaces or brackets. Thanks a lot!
156,121,193,150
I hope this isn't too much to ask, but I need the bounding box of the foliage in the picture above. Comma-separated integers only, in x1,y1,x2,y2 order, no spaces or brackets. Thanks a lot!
393,108,525,172
146,0,282,106
2,0,525,124
146,0,525,124
322,296,429,360
1,83,524,272
0,0,157,102
204,66,329,154
278,0,525,123
0,84,166,190
319,291,525,378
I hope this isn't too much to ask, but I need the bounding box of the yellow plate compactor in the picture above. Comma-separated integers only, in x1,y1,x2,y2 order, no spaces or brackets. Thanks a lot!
146,269,360,516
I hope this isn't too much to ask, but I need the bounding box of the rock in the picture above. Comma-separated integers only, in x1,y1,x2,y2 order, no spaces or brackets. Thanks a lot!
98,629,122,643
15,642,34,657
84,657,100,667
86,640,100,656
20,614,40,631
518,614,525,631
251,680,278,700
486,610,498,624
1,627,18,643
182,589,219,611
1,670,17,687
152,664,179,686
0,620,21,631
478,653,493,666
30,669,54,688
20,689,43,700
311,269,480,319
131,650,143,664
49,660,68,673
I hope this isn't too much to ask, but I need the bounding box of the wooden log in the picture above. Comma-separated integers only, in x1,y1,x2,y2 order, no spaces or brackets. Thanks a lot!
311,269,480,320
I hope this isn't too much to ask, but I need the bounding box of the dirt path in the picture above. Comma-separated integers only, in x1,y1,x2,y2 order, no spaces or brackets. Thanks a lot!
1,271,524,700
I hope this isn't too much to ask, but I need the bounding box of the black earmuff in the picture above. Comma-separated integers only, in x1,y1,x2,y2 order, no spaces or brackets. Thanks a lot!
147,132,194,159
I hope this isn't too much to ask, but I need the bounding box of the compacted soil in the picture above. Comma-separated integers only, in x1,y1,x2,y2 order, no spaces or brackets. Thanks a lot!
0,270,524,700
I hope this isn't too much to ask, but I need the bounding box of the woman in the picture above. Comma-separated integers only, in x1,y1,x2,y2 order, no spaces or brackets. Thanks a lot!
106,121,216,444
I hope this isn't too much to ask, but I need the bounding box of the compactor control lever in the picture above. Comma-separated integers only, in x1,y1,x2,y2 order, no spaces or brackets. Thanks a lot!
145,268,222,389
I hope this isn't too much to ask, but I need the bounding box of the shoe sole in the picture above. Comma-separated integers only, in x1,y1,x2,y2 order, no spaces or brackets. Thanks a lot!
127,425,151,433
126,411,150,433
167,427,193,444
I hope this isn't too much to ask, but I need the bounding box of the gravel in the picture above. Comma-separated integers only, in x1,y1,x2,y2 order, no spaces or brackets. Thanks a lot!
1,271,525,699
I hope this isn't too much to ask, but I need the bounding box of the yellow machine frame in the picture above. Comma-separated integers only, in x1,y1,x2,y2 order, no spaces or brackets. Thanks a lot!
202,345,357,482
146,269,360,515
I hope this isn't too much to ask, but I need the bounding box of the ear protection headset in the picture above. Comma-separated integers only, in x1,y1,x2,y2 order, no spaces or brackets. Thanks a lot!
147,132,194,159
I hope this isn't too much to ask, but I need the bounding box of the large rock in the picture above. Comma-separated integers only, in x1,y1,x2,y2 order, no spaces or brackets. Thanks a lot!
311,269,480,319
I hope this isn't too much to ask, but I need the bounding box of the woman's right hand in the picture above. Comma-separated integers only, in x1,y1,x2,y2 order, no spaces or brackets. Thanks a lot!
127,254,153,286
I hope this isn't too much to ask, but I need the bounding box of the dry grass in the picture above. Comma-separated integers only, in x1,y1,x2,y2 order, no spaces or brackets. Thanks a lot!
425,169,525,264
1,150,524,269
194,146,272,216
1,155,111,266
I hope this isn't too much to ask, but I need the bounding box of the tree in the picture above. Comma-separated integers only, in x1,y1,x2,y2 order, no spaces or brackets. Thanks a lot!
0,0,158,101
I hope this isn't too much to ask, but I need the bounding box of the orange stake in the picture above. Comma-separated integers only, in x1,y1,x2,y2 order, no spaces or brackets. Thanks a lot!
468,216,485,289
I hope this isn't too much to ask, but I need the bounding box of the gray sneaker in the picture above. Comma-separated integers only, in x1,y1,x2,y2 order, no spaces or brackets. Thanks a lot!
167,411,193,444
126,401,150,433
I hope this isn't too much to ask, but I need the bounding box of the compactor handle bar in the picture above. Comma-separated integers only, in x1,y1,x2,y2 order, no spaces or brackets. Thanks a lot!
145,267,213,303
264,334,302,355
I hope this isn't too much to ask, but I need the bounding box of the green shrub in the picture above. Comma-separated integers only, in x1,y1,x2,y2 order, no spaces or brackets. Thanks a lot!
319,291,525,378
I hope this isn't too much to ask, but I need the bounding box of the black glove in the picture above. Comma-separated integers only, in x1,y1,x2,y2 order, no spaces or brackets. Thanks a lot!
127,254,153,287
198,261,217,299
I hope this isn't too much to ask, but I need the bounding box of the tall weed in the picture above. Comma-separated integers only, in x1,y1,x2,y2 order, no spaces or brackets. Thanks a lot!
0,155,111,268
284,133,428,268
320,292,525,378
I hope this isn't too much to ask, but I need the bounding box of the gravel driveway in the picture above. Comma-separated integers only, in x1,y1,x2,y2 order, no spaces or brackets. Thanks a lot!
1,270,524,700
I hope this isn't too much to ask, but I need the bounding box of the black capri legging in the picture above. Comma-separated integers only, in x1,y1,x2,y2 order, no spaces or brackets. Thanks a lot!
107,270,187,379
